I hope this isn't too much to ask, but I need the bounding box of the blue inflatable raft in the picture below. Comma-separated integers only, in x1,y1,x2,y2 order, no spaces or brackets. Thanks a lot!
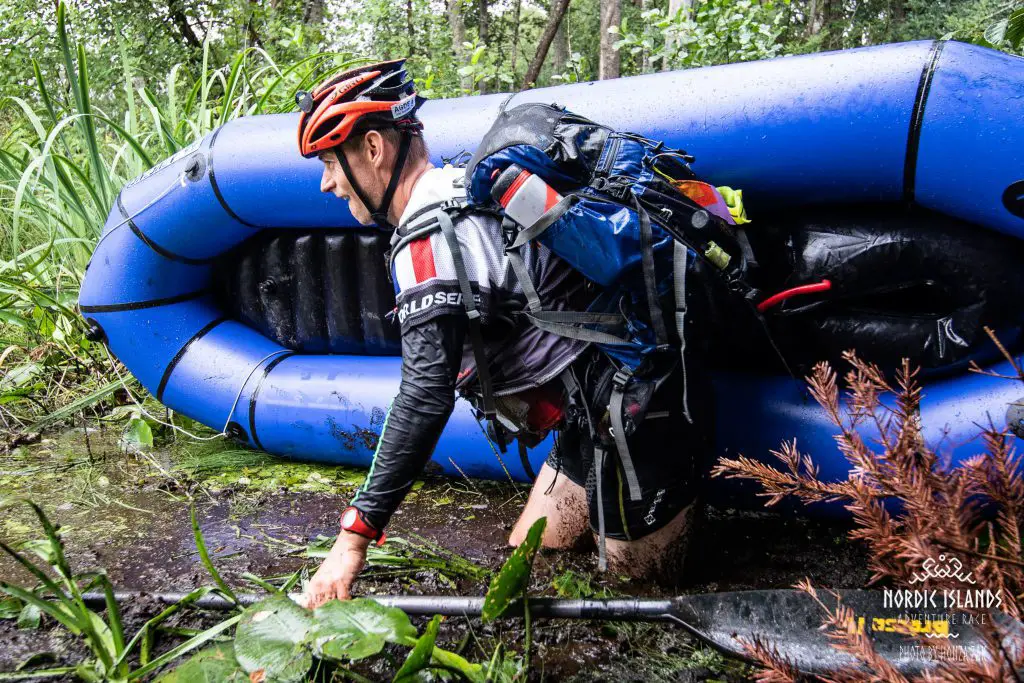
79,40,1024,510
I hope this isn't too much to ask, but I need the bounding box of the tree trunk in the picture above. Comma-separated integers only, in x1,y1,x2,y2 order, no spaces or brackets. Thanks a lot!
509,0,523,87
167,0,202,50
806,0,822,36
549,7,570,75
522,0,572,89
406,0,416,56
662,0,693,70
822,0,841,49
640,0,651,73
448,0,472,92
302,0,325,26
598,0,621,80
476,0,490,94
477,0,490,44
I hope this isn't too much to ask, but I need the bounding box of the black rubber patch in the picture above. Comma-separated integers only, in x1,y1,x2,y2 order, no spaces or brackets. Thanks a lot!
903,40,945,203
117,194,212,266
225,421,248,443
248,352,295,451
79,289,208,313
1004,180,1024,219
83,318,106,344
207,126,258,228
156,316,228,402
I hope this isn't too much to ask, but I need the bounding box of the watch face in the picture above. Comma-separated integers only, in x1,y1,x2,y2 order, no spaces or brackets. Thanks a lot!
341,508,358,528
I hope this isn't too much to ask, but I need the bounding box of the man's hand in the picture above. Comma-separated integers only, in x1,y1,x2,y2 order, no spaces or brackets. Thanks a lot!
300,531,372,609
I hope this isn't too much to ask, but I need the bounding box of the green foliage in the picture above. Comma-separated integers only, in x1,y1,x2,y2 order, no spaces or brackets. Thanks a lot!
0,498,240,682
613,0,787,74
234,595,314,682
154,644,246,682
394,614,441,681
482,516,546,623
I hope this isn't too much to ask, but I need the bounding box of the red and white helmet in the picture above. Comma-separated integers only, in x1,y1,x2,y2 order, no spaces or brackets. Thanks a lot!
296,59,423,158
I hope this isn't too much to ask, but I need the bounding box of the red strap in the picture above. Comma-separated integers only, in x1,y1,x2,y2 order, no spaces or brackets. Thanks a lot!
340,507,387,546
757,279,832,313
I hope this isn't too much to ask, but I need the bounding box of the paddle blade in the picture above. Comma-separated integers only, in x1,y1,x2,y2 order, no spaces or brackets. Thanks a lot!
673,589,1023,676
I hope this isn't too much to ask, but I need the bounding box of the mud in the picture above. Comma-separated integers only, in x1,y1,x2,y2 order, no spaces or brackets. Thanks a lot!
0,427,869,681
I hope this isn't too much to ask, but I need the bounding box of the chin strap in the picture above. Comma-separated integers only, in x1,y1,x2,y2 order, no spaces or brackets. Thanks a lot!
334,129,414,230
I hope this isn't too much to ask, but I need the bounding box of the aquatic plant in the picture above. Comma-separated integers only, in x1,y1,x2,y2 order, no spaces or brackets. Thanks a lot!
155,521,549,681
712,334,1024,680
0,498,239,681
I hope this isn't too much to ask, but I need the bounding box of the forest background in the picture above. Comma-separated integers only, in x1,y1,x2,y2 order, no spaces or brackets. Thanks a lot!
0,0,1021,432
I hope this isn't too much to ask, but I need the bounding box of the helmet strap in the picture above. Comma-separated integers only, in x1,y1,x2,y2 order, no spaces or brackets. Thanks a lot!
333,129,413,230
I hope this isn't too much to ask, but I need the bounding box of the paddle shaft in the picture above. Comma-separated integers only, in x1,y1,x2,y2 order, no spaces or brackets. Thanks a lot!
81,591,674,621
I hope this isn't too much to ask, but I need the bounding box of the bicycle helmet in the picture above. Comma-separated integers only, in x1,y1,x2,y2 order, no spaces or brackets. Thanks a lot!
296,59,425,228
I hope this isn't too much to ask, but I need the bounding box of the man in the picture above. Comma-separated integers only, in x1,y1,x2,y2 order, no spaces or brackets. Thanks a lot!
296,60,712,609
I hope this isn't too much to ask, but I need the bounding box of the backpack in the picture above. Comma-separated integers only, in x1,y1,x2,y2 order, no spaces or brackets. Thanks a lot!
393,102,760,504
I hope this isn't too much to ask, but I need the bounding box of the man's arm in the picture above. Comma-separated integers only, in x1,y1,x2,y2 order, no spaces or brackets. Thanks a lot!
302,314,466,607
351,314,467,529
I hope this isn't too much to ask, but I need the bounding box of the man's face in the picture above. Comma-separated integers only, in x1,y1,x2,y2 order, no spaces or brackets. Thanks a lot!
318,136,387,226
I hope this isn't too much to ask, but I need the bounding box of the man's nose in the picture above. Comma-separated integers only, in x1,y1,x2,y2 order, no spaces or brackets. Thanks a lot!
320,169,333,194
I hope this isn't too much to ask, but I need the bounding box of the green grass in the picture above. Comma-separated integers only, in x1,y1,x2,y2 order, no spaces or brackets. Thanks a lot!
0,4,361,440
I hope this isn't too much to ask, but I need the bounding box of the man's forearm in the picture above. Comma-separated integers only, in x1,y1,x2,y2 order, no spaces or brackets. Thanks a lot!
350,316,466,530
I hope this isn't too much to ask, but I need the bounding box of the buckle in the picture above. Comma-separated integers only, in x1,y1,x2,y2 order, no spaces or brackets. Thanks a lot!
612,367,633,390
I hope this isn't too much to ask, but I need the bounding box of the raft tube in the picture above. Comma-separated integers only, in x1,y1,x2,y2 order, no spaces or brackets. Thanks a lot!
79,41,1024,510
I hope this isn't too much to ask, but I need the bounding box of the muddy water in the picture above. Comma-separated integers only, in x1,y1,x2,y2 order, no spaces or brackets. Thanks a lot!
0,428,869,681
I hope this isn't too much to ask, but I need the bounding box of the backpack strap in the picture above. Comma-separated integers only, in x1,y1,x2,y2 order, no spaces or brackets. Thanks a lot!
393,197,508,452
608,366,643,501
631,194,669,346
673,241,693,424
504,217,637,346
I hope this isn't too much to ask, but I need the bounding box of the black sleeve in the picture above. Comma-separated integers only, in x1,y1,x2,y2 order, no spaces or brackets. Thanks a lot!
350,314,467,531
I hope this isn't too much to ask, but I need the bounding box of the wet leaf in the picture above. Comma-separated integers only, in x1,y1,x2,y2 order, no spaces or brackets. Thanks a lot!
0,597,23,619
482,517,546,623
121,415,153,450
15,651,57,671
234,595,313,683
17,602,41,629
393,615,441,682
156,644,247,682
308,598,417,662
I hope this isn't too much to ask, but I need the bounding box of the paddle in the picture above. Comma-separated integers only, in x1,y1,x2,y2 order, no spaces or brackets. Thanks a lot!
80,588,1023,675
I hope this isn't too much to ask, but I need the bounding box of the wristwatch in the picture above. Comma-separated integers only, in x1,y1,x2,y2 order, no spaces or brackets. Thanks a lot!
339,506,386,545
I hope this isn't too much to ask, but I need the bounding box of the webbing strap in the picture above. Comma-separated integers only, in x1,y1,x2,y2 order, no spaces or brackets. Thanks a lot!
522,313,633,346
594,445,608,571
373,131,412,227
436,210,499,431
518,440,537,481
506,247,543,313
633,196,669,345
673,242,693,424
509,193,578,249
609,368,643,501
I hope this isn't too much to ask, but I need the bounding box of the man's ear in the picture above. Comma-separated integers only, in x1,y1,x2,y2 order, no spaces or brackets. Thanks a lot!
363,130,386,170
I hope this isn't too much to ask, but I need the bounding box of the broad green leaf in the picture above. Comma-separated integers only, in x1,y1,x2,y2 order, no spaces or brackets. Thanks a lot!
1007,7,1024,49
985,17,1008,45
17,602,40,629
156,644,247,683
121,416,153,450
481,517,546,623
394,615,441,682
234,596,312,682
0,598,22,619
308,598,417,662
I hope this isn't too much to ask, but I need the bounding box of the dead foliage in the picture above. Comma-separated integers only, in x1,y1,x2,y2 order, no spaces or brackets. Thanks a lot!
713,329,1024,681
